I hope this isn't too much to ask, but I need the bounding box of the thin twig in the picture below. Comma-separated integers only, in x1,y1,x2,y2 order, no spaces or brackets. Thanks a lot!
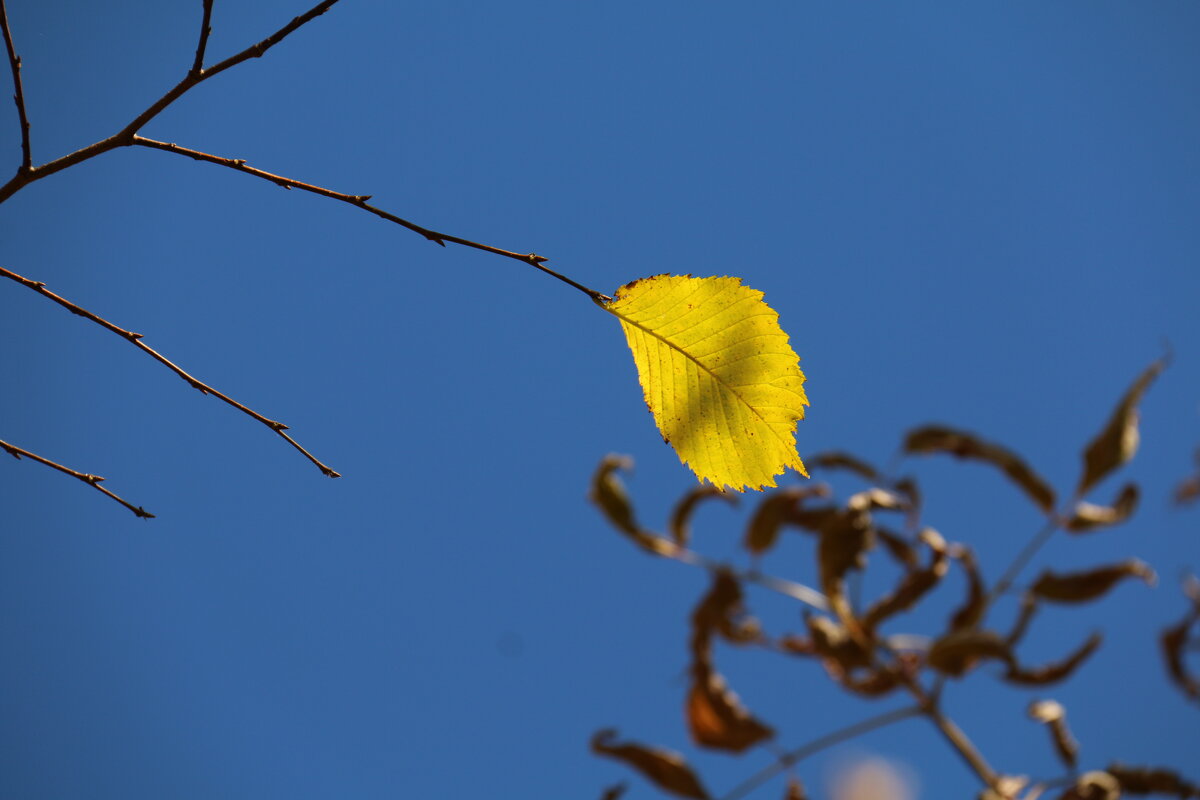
130,136,612,303
0,0,341,203
988,516,1062,602
1,439,154,518
191,0,216,76
717,705,922,800
658,541,828,611
902,676,998,788
0,266,340,478
0,0,31,171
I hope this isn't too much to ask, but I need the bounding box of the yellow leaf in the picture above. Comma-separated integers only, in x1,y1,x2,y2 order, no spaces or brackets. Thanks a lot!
603,275,808,491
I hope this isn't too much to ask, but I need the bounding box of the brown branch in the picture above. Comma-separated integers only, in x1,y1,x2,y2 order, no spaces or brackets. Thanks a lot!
0,265,340,478
191,0,216,76
0,0,31,171
129,136,612,303
1,438,153,518
0,0,341,203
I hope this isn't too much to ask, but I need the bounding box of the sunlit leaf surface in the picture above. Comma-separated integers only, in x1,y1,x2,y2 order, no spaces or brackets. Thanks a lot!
604,275,808,491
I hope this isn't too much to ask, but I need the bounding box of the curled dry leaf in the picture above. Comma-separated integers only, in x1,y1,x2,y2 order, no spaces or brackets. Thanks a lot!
687,571,773,752
947,545,987,632
1105,762,1200,796
686,666,774,752
1077,354,1167,496
1031,560,1156,604
784,775,808,800
591,729,711,800
808,451,880,482
599,782,628,800
1057,771,1120,800
1006,633,1102,686
875,526,920,569
590,455,674,556
928,628,1014,677
1065,484,1139,533
605,274,809,491
1175,449,1200,507
1161,579,1200,701
1027,699,1079,769
903,425,1056,514
863,528,950,631
671,485,738,546
744,485,830,556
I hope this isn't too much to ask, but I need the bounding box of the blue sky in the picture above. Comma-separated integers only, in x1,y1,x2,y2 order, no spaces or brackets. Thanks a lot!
2,2,1198,798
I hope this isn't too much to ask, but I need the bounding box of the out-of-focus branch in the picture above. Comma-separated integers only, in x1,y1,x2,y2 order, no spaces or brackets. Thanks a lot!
0,0,31,171
191,0,215,76
130,136,611,303
0,265,339,478
0,0,341,202
1,439,153,518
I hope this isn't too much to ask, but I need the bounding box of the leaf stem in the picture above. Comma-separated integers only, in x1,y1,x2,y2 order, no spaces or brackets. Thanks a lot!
0,265,339,478
988,514,1065,603
661,542,828,611
717,705,922,800
1,439,154,518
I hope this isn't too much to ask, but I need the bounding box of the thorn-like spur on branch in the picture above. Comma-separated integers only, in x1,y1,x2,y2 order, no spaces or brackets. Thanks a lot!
0,0,31,171
129,137,613,304
0,266,340,478
1,438,154,518
0,0,341,203
191,0,215,76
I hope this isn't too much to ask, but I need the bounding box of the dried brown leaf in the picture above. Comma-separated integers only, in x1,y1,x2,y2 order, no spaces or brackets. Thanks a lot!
671,485,738,546
1031,560,1156,604
948,545,986,632
863,528,950,631
784,776,808,800
686,666,774,752
590,455,675,556
876,526,919,568
591,730,711,800
806,614,873,673
600,782,628,800
691,570,760,652
809,451,880,482
1106,762,1200,796
847,487,908,512
1176,473,1200,507
1006,633,1102,686
1027,699,1078,769
1065,483,1139,533
1161,582,1200,701
904,425,1056,514
744,485,830,555
927,629,1014,678
1057,772,1120,800
1078,355,1167,495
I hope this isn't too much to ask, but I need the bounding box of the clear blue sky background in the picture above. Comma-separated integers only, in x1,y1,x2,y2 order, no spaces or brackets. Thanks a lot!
2,2,1198,798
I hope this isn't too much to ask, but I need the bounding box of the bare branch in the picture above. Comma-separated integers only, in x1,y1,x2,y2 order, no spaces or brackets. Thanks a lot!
0,0,31,171
0,0,342,203
0,266,340,478
1,438,153,518
130,136,611,303
191,0,216,76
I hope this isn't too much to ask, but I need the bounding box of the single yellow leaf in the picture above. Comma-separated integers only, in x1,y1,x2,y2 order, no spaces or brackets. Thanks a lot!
603,275,808,491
